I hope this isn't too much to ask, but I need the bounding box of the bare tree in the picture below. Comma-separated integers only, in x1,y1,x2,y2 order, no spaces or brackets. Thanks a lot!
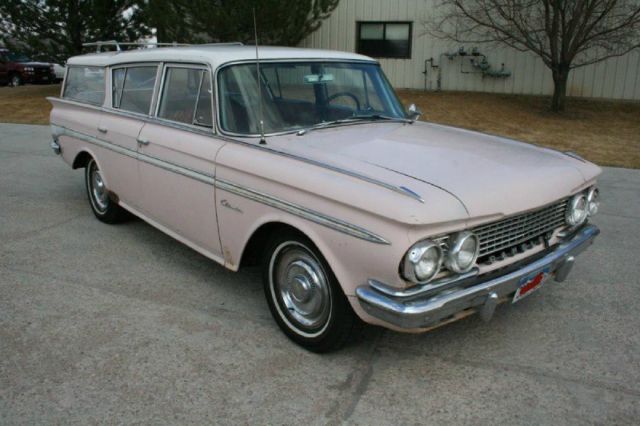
427,0,640,111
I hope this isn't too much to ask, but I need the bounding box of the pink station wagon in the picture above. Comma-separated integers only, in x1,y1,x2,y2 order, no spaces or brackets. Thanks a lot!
49,43,601,352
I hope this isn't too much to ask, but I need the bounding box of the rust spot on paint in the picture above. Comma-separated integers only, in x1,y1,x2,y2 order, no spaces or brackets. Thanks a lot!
223,247,234,267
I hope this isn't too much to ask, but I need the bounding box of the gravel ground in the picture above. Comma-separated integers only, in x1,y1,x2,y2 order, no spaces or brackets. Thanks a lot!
1,123,639,424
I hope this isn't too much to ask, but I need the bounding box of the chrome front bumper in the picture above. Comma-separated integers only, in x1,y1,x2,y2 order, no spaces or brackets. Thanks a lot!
356,224,600,330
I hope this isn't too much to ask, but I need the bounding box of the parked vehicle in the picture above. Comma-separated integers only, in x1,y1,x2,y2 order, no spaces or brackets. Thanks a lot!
52,63,66,82
0,49,56,86
48,43,601,352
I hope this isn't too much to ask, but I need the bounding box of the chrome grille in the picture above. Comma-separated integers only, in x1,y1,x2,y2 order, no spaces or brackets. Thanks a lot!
473,199,568,258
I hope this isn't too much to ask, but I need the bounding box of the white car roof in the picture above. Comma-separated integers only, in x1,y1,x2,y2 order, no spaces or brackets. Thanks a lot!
66,45,376,69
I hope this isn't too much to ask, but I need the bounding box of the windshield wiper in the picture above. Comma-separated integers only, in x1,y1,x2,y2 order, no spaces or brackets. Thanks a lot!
296,114,411,136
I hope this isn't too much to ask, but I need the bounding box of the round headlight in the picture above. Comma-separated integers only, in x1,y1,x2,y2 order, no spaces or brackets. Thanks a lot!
445,231,480,273
587,187,599,216
566,193,588,226
403,240,443,283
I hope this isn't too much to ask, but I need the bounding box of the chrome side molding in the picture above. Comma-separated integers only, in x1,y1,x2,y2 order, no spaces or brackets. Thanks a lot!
216,178,390,245
52,124,389,245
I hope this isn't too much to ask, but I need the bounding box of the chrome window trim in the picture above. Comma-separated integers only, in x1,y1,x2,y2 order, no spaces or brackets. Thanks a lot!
59,65,68,98
51,123,389,244
48,96,422,203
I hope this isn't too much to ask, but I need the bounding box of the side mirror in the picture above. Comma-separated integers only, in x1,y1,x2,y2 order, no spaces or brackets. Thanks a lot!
407,103,422,121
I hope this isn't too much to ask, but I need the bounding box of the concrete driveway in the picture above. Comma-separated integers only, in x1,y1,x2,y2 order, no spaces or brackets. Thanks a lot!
1,123,639,424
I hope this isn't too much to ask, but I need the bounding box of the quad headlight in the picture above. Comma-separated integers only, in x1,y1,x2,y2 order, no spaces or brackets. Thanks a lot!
566,186,599,227
586,187,599,216
402,239,443,283
566,193,588,227
445,231,480,274
402,231,481,284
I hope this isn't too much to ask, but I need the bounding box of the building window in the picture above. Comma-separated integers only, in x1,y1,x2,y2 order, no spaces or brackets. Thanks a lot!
357,22,412,59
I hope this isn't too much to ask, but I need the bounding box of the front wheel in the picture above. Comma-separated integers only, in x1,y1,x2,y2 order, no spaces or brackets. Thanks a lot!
85,158,127,223
263,231,361,352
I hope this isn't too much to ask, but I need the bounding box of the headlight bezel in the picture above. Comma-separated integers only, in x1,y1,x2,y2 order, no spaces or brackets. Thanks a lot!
445,231,480,274
402,239,443,284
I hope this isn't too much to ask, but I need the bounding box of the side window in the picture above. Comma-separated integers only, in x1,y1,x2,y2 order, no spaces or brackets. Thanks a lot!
112,66,157,114
63,66,105,105
158,67,213,127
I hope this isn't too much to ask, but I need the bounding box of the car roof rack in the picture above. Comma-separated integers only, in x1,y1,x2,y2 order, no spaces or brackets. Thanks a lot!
82,41,244,53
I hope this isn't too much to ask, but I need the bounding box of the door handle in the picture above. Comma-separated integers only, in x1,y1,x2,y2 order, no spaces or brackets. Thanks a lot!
97,125,108,134
136,137,150,146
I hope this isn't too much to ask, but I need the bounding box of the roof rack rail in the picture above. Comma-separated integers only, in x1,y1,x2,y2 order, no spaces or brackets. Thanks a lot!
82,41,244,53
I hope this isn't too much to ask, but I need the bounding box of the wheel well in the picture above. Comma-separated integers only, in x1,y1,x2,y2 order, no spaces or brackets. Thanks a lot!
239,222,308,268
72,151,92,169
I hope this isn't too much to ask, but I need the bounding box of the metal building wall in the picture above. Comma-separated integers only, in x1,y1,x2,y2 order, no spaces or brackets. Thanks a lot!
301,0,640,100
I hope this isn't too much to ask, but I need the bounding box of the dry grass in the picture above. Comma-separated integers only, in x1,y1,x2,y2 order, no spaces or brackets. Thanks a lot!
397,90,640,169
0,84,61,125
0,84,638,168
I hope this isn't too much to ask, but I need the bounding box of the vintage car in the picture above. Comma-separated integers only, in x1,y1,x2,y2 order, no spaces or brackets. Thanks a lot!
49,43,601,352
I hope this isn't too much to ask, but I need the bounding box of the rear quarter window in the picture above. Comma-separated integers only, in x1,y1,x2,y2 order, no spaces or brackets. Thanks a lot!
63,66,105,105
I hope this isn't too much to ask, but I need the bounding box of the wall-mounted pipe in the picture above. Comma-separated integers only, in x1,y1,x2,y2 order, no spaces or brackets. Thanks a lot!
423,57,438,91
437,46,512,83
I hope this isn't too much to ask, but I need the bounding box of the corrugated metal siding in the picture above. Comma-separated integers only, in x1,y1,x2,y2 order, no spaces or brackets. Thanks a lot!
301,0,640,100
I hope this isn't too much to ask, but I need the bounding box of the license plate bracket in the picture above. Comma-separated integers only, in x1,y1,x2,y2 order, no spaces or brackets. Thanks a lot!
512,267,550,303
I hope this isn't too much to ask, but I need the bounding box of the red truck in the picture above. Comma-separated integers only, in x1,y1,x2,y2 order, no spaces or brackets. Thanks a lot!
0,48,55,86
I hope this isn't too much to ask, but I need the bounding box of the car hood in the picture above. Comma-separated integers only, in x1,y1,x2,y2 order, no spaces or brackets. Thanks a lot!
273,121,600,218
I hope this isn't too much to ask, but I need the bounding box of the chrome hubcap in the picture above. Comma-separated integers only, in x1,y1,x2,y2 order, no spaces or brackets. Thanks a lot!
271,242,331,333
89,161,109,212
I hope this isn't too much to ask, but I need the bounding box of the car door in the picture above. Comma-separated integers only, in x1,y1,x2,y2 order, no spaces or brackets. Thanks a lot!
97,63,160,210
136,63,225,260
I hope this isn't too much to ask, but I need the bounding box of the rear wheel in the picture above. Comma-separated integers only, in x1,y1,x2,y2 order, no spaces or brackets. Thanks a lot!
263,230,361,352
9,74,22,87
85,158,126,224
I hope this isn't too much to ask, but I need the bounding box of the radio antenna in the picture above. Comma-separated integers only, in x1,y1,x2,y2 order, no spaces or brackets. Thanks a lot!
253,8,266,145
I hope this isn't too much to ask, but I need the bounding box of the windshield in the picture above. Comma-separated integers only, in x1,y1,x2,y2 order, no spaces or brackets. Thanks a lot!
6,52,31,62
218,61,407,135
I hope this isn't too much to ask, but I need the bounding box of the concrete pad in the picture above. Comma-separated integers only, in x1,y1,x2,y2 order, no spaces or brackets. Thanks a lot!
1,123,639,424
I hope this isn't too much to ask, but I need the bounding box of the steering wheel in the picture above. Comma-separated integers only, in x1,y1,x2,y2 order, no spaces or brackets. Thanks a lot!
326,92,361,111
